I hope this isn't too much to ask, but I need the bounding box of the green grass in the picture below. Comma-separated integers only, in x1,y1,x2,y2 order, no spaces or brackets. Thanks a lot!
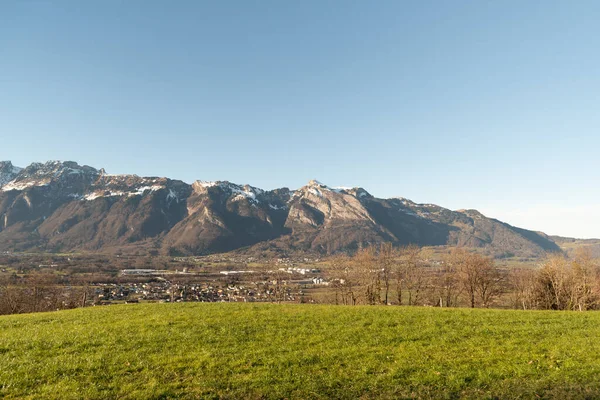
2,304,600,399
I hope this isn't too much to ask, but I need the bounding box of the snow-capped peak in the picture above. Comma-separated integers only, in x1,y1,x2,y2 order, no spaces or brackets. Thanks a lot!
1,161,100,192
193,180,263,203
308,179,325,187
302,180,369,197
306,180,354,192
82,174,172,201
196,180,219,188
306,179,337,192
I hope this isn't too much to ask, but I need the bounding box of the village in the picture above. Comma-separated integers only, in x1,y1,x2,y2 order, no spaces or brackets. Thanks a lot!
93,265,328,305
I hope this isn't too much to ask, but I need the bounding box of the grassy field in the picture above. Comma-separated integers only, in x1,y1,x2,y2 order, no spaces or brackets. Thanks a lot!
2,304,600,399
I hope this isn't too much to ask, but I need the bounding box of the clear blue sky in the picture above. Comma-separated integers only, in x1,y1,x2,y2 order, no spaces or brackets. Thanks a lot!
2,1,600,237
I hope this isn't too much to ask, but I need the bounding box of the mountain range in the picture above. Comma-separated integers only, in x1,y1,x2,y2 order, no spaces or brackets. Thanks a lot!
0,160,564,258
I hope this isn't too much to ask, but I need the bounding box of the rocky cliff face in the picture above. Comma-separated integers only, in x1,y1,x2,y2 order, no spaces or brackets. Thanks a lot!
0,162,22,187
160,181,290,255
280,181,395,253
0,160,561,257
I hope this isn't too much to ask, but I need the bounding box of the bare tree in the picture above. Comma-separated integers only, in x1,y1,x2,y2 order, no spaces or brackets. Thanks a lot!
436,251,461,307
396,245,425,306
570,248,600,311
449,249,479,308
475,260,504,308
379,243,395,305
355,246,379,305
509,268,536,310
329,253,358,305
0,279,25,315
535,254,572,310
447,249,503,308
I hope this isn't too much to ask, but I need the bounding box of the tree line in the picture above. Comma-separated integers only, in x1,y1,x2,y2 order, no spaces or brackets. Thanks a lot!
0,274,90,315
328,244,600,310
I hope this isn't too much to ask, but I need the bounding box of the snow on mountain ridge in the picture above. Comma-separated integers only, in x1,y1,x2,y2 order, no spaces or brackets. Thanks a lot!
305,180,367,195
1,161,420,216
193,180,264,203
83,185,164,201
84,173,173,201
1,161,101,192
196,181,218,188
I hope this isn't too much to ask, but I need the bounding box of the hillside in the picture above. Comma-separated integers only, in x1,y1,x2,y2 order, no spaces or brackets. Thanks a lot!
0,160,563,257
2,303,600,399
550,236,600,258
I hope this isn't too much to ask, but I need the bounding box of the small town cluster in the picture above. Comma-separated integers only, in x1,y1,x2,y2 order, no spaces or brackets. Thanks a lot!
94,267,327,304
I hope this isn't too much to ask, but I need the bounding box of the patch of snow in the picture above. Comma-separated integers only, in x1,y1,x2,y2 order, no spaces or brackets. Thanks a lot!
166,189,179,203
225,183,261,203
197,181,218,188
392,197,412,205
130,185,163,196
403,210,420,217
307,180,352,195
230,186,256,200
269,204,287,210
84,192,103,201
308,187,322,197
308,180,336,193
1,180,49,191
231,194,249,202
333,186,352,192
83,185,163,201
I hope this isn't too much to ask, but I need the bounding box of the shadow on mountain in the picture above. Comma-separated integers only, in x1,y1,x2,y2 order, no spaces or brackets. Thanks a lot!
363,199,457,246
499,221,562,253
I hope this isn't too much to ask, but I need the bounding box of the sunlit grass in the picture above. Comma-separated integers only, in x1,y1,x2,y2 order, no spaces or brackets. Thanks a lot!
2,303,600,399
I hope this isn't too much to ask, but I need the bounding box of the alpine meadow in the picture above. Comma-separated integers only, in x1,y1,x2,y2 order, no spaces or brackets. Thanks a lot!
4,304,600,399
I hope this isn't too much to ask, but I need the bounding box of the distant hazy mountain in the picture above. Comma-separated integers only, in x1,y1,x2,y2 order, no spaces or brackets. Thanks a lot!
0,160,561,257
